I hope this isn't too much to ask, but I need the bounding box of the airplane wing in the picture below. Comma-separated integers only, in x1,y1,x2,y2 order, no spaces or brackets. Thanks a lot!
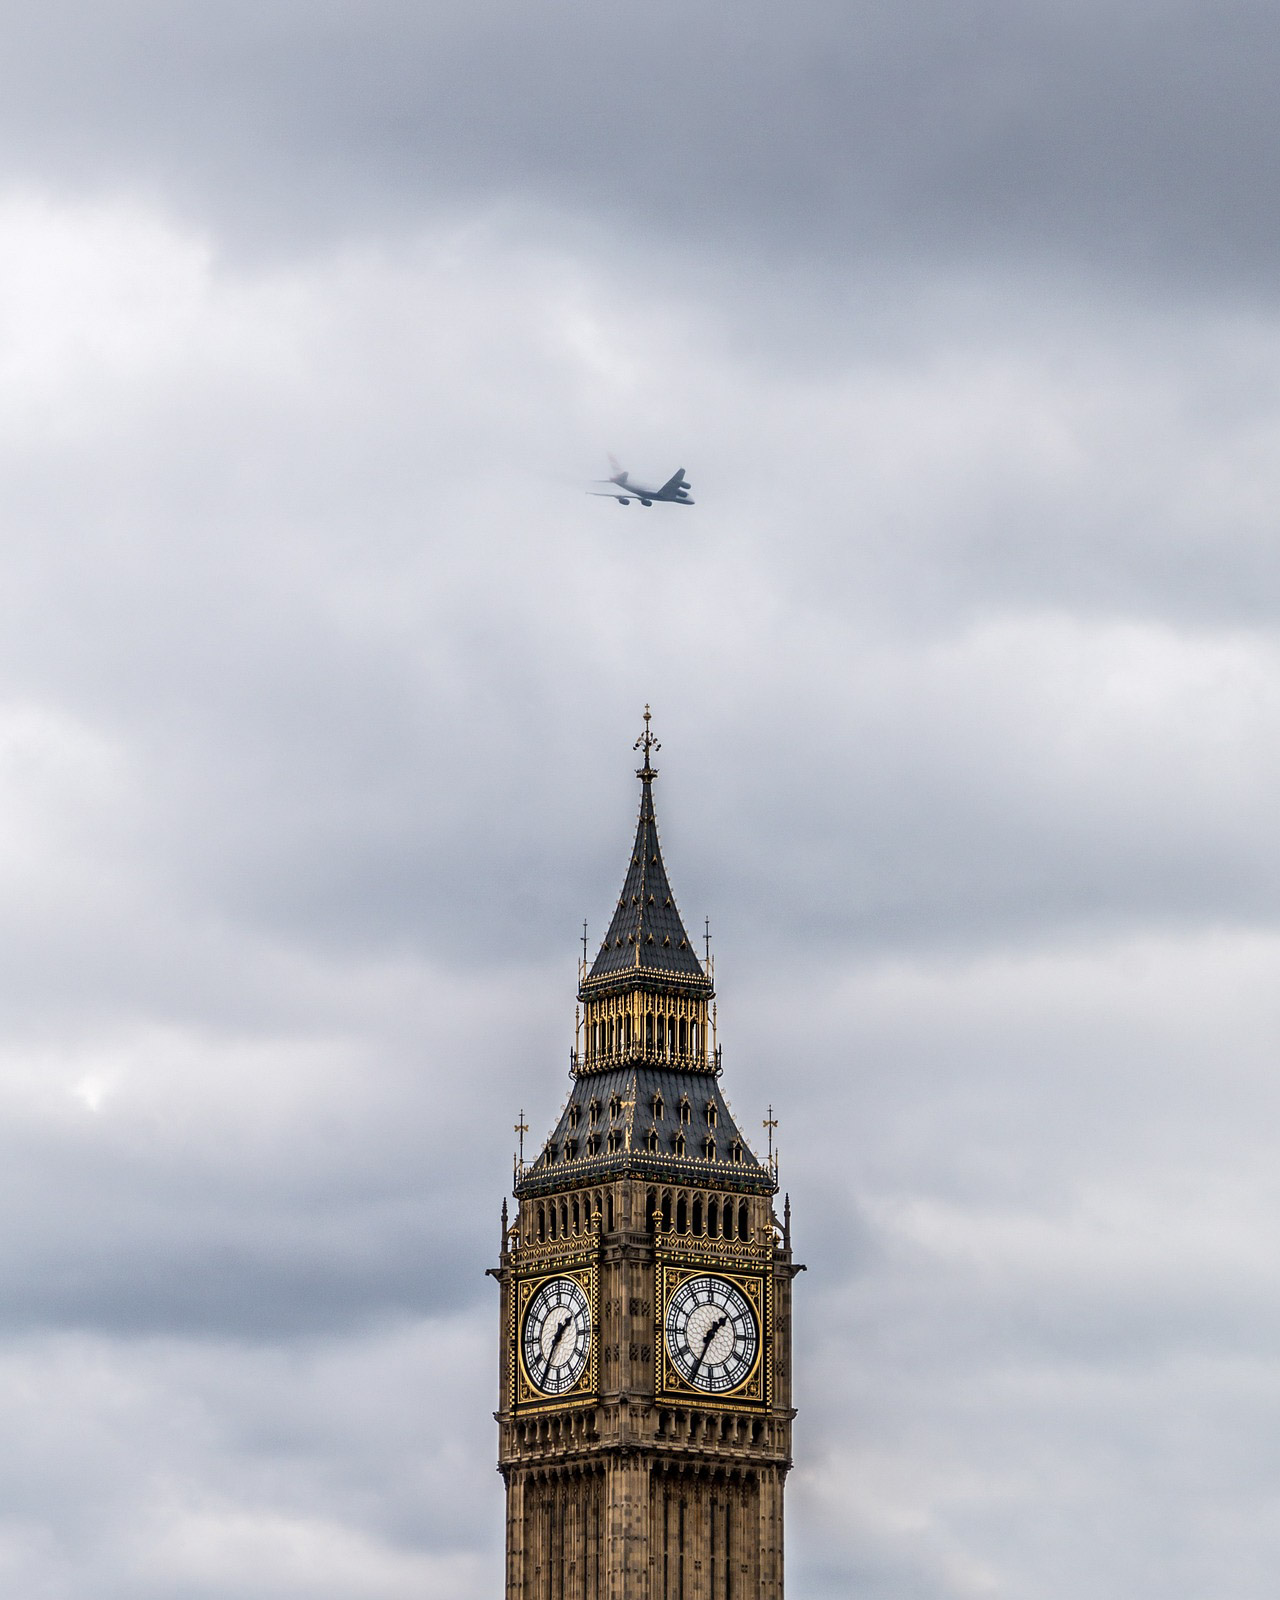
658,467,689,496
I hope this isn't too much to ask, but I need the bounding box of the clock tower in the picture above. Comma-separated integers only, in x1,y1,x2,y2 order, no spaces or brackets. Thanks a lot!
492,713,801,1599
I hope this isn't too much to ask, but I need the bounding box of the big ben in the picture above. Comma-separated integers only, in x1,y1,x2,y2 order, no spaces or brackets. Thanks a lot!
492,711,802,1599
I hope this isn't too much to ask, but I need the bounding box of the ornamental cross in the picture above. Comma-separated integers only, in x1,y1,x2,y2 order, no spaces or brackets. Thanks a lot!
763,1106,778,1162
634,704,661,769
514,1111,528,1165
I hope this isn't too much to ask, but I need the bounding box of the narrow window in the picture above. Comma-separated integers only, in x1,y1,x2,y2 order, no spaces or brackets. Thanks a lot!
662,1191,672,1231
738,1200,749,1240
679,1016,687,1053
691,1020,699,1057
652,1093,664,1121
572,1197,580,1232
647,1128,659,1153
549,1205,558,1241
723,1201,734,1240
668,1016,676,1054
707,1102,717,1129
607,1193,615,1231
608,1018,615,1053
646,1190,657,1232
656,1013,665,1057
676,1195,688,1233
674,1133,685,1157
646,1013,654,1052
692,1197,703,1237
537,1205,546,1242
708,1198,719,1238
625,1014,632,1049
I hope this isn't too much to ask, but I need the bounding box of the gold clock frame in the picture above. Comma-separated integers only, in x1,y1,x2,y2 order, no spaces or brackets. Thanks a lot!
655,1260,769,1409
512,1256,599,1412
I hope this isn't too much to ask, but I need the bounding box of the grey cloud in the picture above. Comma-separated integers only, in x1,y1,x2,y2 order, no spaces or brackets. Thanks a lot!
0,3,1278,298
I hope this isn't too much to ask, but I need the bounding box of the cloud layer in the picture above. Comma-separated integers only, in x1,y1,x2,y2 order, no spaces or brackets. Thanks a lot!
0,10,1277,1596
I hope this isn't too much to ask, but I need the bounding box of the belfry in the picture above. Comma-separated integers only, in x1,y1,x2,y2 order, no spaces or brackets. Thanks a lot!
492,711,801,1599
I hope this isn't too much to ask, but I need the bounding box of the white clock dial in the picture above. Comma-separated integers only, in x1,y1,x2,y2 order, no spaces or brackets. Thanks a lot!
665,1275,758,1393
522,1277,592,1395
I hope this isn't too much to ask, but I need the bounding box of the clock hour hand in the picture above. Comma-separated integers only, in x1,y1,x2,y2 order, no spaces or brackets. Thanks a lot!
688,1313,729,1380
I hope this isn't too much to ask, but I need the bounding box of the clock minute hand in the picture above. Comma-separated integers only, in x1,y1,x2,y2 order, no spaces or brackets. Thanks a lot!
688,1314,729,1381
543,1313,574,1374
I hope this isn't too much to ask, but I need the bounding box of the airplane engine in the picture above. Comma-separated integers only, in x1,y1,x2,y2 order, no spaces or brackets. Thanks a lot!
617,496,630,505
640,498,653,506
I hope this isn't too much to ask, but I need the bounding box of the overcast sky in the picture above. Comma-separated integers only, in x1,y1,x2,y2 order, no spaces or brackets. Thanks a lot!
0,4,1278,1596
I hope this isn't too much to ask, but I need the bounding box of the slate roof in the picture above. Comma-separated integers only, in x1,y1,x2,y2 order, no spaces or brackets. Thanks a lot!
583,761,709,991
515,1064,774,1198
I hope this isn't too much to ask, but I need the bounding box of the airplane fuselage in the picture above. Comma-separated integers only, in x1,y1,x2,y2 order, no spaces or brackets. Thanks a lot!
607,472,694,506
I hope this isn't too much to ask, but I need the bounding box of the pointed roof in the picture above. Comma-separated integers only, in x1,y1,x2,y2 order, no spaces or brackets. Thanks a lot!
584,711,708,988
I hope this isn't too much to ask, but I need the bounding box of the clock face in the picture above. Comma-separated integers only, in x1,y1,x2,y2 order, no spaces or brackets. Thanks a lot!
665,1275,759,1393
522,1277,592,1395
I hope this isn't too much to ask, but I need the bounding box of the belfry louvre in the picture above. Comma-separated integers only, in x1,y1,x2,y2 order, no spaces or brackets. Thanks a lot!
491,714,802,1599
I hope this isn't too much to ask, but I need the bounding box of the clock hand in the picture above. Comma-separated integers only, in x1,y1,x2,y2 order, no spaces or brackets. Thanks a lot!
542,1313,574,1373
688,1314,729,1380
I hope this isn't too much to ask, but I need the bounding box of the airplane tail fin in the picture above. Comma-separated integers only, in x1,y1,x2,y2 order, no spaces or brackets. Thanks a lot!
607,453,626,481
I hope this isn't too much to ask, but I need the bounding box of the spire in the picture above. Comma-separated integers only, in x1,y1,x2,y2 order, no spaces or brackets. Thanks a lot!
585,707,707,986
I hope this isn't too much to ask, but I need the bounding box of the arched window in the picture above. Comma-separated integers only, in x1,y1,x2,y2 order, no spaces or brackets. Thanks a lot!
652,1093,664,1121
661,1192,672,1231
645,1013,654,1052
646,1127,659,1152
676,1195,688,1234
738,1200,749,1240
572,1198,580,1233
625,1014,632,1049
691,1020,699,1057
583,1193,592,1227
692,1197,703,1237
560,1200,569,1237
674,1133,685,1157
722,1201,734,1240
679,1016,687,1053
708,1198,719,1238
646,1190,657,1232
656,1013,665,1057
549,1205,558,1241
668,1016,676,1055
607,1193,615,1232
537,1205,546,1243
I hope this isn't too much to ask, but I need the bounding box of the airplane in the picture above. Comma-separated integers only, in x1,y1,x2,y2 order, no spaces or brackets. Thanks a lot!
589,455,694,506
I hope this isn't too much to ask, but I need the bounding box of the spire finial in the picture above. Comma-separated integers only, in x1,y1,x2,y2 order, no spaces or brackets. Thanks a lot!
634,703,661,777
